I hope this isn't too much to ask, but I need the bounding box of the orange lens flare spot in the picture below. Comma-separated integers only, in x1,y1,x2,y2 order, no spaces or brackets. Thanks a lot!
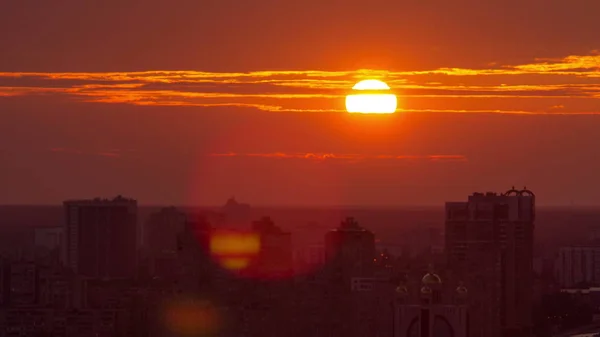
209,232,260,255
209,231,260,271
164,300,218,336
218,257,251,270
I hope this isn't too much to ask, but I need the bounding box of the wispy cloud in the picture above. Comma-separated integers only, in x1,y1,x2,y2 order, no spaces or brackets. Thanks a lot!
210,153,468,162
512,53,600,74
1,52,599,114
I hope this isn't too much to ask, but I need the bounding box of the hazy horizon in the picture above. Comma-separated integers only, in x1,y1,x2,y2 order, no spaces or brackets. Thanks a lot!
1,2,598,337
1,202,599,209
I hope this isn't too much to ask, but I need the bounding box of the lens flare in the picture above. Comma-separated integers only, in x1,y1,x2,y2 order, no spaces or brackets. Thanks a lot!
164,299,219,336
209,230,260,272
220,257,251,270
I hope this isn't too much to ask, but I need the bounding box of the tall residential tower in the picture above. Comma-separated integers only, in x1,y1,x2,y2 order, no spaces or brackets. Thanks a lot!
445,188,535,337
64,195,138,278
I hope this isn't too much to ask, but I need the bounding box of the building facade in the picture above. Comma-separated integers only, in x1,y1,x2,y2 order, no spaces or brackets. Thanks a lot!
143,207,187,256
445,188,535,337
34,227,64,261
324,217,376,282
64,196,138,279
556,246,600,288
251,217,293,278
393,271,469,337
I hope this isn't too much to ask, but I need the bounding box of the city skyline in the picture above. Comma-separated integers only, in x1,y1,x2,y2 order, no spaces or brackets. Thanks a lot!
1,1,598,336
0,187,595,337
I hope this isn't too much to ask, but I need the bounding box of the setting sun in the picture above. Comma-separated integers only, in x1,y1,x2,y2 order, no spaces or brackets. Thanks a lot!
345,79,397,114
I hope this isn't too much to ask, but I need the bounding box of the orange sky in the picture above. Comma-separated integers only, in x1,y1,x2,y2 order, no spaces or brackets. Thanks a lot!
1,0,600,206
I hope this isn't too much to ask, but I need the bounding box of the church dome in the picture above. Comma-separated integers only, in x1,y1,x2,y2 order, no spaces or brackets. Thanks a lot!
456,283,468,296
396,285,408,296
421,272,442,285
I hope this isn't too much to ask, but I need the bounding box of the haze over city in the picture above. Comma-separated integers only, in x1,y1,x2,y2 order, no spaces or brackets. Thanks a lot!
3,1,600,337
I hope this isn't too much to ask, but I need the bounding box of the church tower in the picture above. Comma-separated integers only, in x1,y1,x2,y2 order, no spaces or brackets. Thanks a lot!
393,268,469,337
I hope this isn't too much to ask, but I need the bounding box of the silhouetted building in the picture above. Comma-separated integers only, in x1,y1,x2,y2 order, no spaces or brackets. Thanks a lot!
38,266,72,309
143,206,187,255
293,243,325,273
143,207,188,279
223,196,251,223
325,217,376,283
0,259,74,309
81,278,138,309
350,276,390,292
250,217,293,278
63,196,138,279
3,307,125,337
445,188,535,337
556,245,600,288
393,269,469,337
8,261,40,306
34,226,64,261
176,218,215,292
0,259,10,307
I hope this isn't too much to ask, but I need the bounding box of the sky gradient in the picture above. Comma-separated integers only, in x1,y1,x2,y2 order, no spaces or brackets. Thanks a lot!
1,0,600,206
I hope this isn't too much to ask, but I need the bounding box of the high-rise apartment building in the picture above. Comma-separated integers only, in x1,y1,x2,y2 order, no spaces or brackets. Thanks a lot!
144,206,187,255
64,195,138,278
176,218,215,292
324,217,376,282
445,188,535,337
0,260,9,307
556,245,600,288
250,217,293,278
8,261,40,306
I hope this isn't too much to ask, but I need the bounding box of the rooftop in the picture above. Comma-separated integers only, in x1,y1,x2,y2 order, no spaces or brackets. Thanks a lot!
64,195,137,205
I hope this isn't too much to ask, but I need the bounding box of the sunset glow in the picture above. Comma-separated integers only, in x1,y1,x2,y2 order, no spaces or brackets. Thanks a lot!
352,79,391,90
3,0,600,206
4,2,600,336
0,52,599,114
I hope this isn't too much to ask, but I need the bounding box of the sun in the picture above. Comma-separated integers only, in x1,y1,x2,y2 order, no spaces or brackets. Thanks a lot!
345,79,397,114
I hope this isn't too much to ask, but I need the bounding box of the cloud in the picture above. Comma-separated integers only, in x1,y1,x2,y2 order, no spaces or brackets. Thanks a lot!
512,54,600,74
0,52,599,114
210,153,468,162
